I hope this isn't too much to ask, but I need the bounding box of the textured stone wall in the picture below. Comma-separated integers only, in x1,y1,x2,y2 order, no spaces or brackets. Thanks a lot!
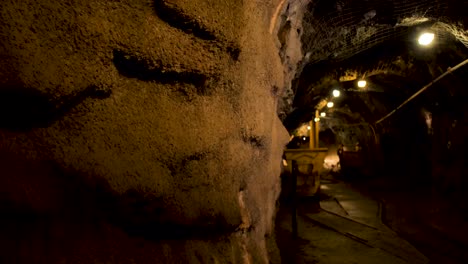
274,0,311,121
0,0,289,263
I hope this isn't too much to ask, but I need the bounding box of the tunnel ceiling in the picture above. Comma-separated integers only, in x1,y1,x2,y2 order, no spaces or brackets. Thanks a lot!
282,0,468,131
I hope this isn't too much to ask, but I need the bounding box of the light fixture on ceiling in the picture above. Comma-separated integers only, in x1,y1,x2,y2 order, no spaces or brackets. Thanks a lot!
320,112,326,117
332,89,341,97
418,32,435,46
314,117,320,122
357,80,367,88
327,102,334,108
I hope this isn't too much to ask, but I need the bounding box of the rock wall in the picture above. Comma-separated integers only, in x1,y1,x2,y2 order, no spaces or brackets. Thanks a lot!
429,97,468,200
0,0,289,263
273,0,311,121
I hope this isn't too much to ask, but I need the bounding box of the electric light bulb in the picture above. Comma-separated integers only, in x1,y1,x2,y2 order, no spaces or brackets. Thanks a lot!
418,32,434,46
357,80,367,88
332,89,340,97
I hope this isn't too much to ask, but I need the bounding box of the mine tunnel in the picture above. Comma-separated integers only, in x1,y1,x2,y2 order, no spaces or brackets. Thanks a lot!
0,0,467,263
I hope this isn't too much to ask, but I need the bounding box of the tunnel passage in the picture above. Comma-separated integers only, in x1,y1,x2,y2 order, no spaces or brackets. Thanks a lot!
0,0,467,263
277,0,468,262
280,0,468,187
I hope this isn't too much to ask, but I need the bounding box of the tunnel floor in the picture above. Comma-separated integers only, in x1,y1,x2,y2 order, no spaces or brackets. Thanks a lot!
275,173,468,264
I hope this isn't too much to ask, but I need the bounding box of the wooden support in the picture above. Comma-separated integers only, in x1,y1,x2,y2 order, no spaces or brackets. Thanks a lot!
309,120,315,149
314,110,320,148
310,110,320,149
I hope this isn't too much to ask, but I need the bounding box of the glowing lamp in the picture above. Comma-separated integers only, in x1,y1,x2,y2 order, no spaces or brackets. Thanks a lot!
418,32,434,46
327,102,334,108
320,112,326,117
357,80,367,88
332,89,341,97
314,117,320,122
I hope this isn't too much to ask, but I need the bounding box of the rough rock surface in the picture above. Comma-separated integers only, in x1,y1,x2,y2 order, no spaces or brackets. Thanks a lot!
0,0,289,263
274,0,311,121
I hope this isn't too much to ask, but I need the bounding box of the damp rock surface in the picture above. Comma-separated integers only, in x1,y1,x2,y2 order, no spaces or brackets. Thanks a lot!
0,0,289,263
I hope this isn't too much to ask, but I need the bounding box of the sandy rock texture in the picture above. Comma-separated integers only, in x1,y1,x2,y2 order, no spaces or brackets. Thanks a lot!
273,0,311,121
0,0,289,263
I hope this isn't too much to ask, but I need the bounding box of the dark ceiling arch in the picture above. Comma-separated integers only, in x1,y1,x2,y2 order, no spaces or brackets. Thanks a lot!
283,0,468,131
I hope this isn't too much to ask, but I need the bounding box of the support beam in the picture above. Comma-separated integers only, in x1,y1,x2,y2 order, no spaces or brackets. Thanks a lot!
309,120,314,149
309,110,320,149
315,110,320,148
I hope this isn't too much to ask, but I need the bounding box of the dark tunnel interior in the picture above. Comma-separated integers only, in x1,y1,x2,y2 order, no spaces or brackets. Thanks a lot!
0,0,467,263
277,0,468,262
